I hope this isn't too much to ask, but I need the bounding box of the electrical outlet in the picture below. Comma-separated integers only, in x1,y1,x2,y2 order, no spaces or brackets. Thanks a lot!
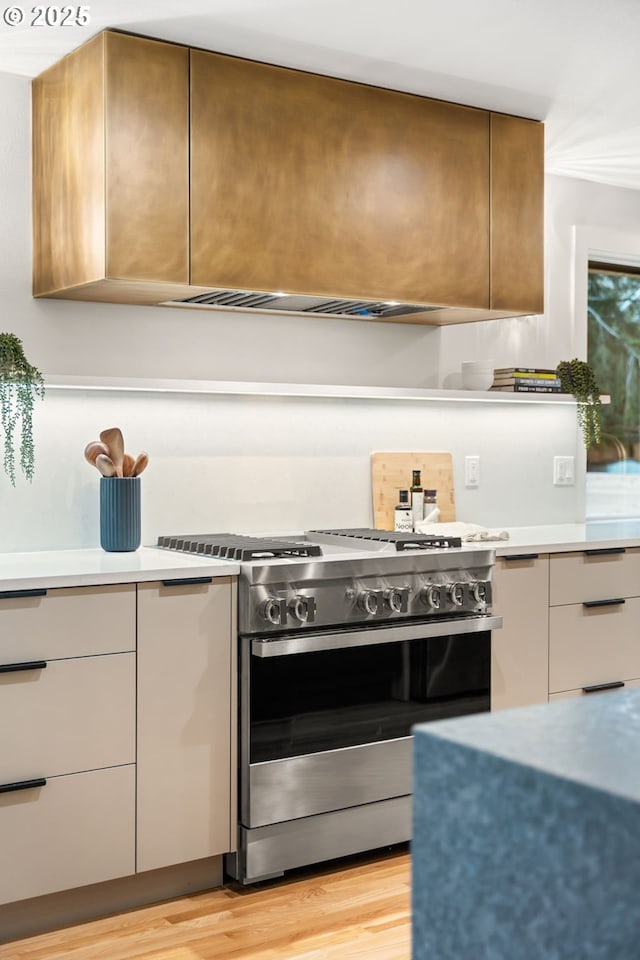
553,456,575,486
465,455,480,487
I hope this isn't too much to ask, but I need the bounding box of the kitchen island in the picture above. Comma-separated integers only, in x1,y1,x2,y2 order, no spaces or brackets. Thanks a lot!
412,689,640,959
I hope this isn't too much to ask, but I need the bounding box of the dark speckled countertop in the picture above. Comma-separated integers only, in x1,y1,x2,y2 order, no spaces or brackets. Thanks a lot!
412,690,640,960
416,689,640,804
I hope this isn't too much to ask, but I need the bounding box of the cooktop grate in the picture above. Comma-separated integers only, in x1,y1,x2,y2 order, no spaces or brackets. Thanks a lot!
157,533,323,561
310,529,463,550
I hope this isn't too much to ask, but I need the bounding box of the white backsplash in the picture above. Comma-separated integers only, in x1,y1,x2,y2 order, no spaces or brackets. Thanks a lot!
0,388,583,552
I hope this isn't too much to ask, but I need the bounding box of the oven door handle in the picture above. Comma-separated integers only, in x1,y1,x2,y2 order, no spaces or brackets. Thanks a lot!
250,614,503,657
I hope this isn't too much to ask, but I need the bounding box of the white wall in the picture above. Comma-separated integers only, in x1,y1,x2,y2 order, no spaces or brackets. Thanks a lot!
3,69,640,550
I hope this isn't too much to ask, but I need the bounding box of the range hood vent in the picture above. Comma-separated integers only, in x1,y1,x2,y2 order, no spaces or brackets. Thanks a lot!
165,289,438,320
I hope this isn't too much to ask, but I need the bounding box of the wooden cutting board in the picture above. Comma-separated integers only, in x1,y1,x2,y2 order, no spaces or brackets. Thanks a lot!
371,452,456,530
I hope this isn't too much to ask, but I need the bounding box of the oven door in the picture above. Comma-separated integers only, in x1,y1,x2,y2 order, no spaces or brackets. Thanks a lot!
240,614,501,828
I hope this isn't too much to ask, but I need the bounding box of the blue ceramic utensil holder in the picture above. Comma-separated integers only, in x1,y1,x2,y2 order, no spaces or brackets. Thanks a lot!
100,477,141,552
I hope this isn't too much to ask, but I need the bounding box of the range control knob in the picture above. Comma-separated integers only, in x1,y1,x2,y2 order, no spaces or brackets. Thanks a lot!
358,589,382,615
447,582,465,607
260,597,287,626
289,595,317,623
471,580,488,604
421,584,441,610
384,587,409,614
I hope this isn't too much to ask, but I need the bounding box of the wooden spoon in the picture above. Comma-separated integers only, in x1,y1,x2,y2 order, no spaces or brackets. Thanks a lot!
131,452,149,477
95,453,117,477
84,441,109,467
99,427,125,478
122,453,135,477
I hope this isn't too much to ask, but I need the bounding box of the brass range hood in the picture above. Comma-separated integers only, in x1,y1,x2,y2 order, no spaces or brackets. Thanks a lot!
32,30,544,325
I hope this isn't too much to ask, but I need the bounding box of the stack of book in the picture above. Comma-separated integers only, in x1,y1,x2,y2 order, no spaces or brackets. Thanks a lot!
490,368,563,393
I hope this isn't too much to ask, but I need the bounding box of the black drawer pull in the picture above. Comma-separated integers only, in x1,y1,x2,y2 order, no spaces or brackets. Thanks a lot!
584,548,626,557
161,577,214,587
0,660,47,675
0,588,47,599
582,681,625,694
583,598,626,609
503,553,540,561
0,777,47,795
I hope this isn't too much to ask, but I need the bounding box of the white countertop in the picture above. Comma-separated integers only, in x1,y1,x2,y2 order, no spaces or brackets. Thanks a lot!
495,521,640,556
0,547,239,592
2,523,640,590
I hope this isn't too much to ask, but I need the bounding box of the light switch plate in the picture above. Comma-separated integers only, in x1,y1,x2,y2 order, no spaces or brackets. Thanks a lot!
465,455,480,487
553,455,575,486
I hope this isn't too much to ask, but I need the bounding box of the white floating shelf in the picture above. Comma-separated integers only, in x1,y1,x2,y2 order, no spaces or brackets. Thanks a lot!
42,375,610,404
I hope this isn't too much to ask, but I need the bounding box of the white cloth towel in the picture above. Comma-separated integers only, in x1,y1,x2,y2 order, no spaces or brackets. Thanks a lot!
415,520,510,542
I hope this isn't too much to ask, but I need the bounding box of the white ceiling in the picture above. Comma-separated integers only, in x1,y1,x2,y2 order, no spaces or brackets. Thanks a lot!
3,0,640,190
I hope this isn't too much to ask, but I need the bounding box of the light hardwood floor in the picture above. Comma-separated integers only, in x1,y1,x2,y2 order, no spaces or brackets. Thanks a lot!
2,848,411,960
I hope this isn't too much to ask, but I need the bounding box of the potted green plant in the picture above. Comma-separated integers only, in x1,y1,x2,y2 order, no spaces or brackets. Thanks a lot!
556,358,602,449
0,333,45,485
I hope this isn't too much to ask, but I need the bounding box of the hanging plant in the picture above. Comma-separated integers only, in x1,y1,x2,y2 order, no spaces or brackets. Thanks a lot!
556,359,602,449
0,334,45,485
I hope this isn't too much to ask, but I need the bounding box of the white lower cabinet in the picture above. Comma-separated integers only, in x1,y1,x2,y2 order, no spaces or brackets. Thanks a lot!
0,574,237,910
0,765,135,904
491,554,549,710
0,585,136,904
494,545,640,707
136,577,236,873
549,549,640,697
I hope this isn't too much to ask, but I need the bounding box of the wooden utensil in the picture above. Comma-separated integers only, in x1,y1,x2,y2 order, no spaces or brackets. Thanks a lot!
131,452,149,477
95,453,117,477
122,453,135,477
84,441,109,466
371,452,456,530
99,427,125,478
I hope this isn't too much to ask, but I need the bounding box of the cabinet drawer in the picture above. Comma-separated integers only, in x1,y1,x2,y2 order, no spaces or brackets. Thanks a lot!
0,764,135,904
549,678,640,702
549,548,640,605
549,598,640,693
0,584,135,661
0,653,135,782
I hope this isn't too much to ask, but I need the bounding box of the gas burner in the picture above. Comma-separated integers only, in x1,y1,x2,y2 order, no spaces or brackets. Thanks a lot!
309,528,463,550
157,533,323,561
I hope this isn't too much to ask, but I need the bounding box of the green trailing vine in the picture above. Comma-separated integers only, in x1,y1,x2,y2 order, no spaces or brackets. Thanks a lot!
556,358,602,449
0,334,45,485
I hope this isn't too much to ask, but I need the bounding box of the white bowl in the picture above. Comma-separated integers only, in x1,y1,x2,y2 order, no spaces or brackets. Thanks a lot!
461,360,495,391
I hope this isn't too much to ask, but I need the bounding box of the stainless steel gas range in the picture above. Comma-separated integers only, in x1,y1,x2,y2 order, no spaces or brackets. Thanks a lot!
158,528,502,884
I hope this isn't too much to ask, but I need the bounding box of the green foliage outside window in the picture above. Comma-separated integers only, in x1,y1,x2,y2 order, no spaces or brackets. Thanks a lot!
588,268,640,460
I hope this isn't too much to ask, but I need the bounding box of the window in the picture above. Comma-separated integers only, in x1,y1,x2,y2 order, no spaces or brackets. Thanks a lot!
587,262,640,518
